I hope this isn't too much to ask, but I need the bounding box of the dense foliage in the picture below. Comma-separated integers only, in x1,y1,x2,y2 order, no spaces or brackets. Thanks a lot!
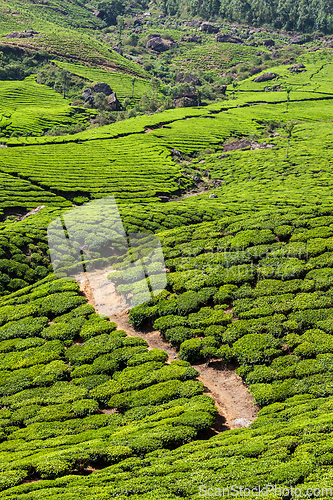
2,0,333,496
0,276,215,492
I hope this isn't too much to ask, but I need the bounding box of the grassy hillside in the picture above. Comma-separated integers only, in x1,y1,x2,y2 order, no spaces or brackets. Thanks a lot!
0,75,97,137
54,61,152,103
1,1,333,496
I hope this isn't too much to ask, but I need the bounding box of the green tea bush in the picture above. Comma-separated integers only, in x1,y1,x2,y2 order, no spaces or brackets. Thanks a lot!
233,333,282,365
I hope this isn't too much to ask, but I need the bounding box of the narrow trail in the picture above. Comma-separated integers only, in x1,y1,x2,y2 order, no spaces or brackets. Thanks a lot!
76,267,258,431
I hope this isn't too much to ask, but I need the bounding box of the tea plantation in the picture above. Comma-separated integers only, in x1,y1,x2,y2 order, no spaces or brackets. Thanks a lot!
2,1,333,497
0,76,96,138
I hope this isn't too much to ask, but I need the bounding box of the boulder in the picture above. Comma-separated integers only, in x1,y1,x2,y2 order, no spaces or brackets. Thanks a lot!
174,96,198,107
25,29,39,35
82,88,93,102
147,36,176,52
216,33,242,43
187,34,201,42
289,35,302,44
147,33,161,40
200,23,219,33
262,39,275,47
5,31,20,38
5,29,39,38
113,46,123,55
215,85,227,95
288,63,305,73
209,194,218,198
184,20,202,27
181,34,201,43
253,72,277,83
176,73,201,85
93,82,112,96
249,66,262,76
133,18,143,26
109,92,121,111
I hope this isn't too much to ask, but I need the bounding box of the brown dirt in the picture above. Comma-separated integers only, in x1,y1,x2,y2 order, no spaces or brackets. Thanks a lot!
76,267,258,430
223,139,276,152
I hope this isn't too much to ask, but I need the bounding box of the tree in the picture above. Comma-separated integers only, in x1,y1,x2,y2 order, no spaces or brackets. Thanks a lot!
150,78,162,109
197,88,202,107
60,69,68,98
286,87,291,112
117,16,125,42
94,93,109,110
283,120,298,159
97,0,125,26
131,77,136,99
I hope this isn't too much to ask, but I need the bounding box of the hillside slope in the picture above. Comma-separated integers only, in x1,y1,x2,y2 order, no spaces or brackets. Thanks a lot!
1,4,333,497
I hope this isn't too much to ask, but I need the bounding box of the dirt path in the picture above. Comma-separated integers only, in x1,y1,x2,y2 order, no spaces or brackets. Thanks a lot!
76,267,258,430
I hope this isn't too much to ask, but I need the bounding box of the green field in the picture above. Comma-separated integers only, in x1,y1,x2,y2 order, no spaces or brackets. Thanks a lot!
54,61,151,103
1,3,333,497
0,76,96,137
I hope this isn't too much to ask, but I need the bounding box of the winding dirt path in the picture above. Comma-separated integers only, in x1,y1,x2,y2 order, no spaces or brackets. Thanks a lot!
75,267,258,430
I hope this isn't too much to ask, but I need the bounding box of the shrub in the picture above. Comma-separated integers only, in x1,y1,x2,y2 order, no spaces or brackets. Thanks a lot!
71,399,99,416
80,318,117,340
108,379,203,410
153,315,187,333
164,327,202,346
0,316,49,341
41,317,85,342
233,333,282,365
214,284,238,304
179,338,203,363
129,303,158,328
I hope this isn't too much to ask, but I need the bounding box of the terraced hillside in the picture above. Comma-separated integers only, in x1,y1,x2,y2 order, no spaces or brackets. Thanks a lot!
0,76,96,137
2,3,333,497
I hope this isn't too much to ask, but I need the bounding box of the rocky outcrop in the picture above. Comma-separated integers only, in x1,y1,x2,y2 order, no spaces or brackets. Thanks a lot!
83,88,120,110
174,96,198,107
147,36,177,52
289,35,311,45
176,73,201,85
216,33,241,43
109,92,121,111
249,66,262,76
262,39,275,47
288,63,305,73
253,72,277,83
223,140,276,152
215,85,227,95
113,46,123,55
173,86,198,107
93,83,112,96
181,34,201,43
200,23,219,33
5,29,40,38
290,35,302,44
82,88,94,106
183,20,202,27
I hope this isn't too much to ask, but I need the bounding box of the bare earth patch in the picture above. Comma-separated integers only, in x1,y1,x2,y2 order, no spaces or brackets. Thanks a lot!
76,267,258,430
